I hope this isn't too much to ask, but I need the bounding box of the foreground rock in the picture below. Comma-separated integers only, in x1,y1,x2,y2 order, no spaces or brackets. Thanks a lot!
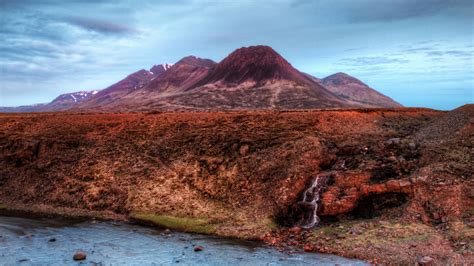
73,251,86,261
194,246,204,252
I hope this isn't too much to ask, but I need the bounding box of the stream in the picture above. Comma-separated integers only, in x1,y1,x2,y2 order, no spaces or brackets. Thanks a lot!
0,216,367,265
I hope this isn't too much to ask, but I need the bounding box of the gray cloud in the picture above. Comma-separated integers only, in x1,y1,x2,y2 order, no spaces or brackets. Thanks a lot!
64,16,137,35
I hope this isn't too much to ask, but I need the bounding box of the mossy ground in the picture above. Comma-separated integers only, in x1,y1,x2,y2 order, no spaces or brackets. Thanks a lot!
131,213,218,234
307,219,460,264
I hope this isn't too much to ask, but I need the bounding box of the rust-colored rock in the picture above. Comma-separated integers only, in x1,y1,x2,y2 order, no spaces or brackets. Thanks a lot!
73,251,86,261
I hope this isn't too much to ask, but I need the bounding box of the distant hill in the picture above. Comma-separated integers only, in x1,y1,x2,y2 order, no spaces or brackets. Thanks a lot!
319,72,402,108
0,90,98,112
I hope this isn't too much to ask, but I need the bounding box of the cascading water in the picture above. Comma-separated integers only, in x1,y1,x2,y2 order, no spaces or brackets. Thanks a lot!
297,175,327,229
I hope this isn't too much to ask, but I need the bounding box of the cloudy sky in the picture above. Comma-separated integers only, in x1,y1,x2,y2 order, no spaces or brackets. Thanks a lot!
0,0,472,110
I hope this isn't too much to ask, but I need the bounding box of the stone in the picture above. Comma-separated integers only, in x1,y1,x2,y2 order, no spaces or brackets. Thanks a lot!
194,245,204,252
289,226,302,234
385,180,401,191
239,144,249,156
418,256,434,265
48,238,56,242
387,155,397,162
73,251,86,261
387,138,400,145
303,244,314,252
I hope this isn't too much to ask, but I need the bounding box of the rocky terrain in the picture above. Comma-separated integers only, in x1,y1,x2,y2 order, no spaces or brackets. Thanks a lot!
0,105,472,264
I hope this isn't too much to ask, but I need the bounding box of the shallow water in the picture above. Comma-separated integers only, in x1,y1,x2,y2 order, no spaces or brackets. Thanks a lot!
0,216,367,265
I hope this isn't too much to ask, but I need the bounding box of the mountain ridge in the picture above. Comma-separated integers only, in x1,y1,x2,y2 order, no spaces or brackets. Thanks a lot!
1,45,403,112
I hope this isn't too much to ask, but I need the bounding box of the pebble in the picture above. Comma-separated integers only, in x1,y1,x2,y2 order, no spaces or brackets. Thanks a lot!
289,226,302,234
418,256,434,265
73,251,87,261
303,244,314,252
194,245,204,252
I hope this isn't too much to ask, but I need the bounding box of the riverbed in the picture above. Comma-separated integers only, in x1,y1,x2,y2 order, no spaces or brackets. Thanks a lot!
0,216,367,265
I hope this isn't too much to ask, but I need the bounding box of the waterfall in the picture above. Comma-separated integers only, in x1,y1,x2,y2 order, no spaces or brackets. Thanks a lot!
297,175,326,229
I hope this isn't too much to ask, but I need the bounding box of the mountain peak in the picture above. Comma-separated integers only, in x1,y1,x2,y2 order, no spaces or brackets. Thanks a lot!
175,56,216,68
150,64,173,76
322,72,366,86
196,45,310,86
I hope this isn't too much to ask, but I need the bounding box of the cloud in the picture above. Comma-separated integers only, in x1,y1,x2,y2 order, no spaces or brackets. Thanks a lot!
290,0,472,23
426,50,473,58
64,16,137,35
339,56,410,66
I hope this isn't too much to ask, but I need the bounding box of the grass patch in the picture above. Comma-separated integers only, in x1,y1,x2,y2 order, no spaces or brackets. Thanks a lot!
266,219,278,230
131,213,217,234
0,203,6,209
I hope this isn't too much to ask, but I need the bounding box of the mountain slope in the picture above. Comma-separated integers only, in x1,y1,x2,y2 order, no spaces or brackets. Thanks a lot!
320,72,402,108
78,69,156,109
83,56,217,110
145,56,216,94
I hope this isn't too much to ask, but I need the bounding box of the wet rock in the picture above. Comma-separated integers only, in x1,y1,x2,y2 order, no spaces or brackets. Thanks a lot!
163,229,171,234
303,244,314,252
418,256,434,265
73,251,87,261
48,238,56,242
194,245,204,252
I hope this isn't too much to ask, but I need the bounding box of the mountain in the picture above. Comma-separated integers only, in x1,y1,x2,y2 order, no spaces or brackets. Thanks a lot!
195,45,316,86
320,72,402,108
1,45,404,112
0,90,98,112
140,45,350,110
